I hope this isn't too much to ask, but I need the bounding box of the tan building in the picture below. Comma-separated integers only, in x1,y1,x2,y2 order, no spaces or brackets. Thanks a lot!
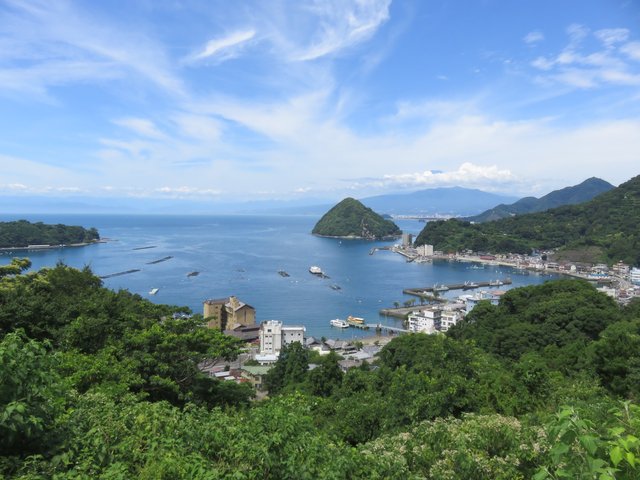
203,296,256,330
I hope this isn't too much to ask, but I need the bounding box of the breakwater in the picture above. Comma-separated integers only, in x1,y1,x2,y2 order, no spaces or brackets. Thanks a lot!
403,278,512,297
99,269,141,279
146,256,173,265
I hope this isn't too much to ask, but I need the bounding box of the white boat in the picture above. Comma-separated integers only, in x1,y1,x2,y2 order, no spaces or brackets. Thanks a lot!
309,266,323,275
149,288,159,295
434,284,449,292
489,279,503,286
330,318,349,328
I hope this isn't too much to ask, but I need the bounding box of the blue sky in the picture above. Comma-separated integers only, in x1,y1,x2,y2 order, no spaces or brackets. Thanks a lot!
1,0,639,205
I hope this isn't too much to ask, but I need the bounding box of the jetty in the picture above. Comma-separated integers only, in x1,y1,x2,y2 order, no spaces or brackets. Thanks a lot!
146,256,173,265
99,269,141,279
403,278,512,297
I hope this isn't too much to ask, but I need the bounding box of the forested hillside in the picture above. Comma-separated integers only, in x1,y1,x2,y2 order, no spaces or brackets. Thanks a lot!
0,220,99,248
1,260,639,479
415,174,640,265
467,177,614,223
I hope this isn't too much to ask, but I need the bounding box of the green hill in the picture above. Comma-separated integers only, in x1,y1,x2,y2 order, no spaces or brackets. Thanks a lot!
415,174,640,265
0,220,100,248
312,197,401,239
467,177,614,223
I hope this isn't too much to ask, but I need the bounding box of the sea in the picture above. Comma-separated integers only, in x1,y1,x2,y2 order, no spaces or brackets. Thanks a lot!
0,214,559,339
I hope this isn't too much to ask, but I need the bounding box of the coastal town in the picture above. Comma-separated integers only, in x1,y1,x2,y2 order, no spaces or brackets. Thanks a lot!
197,232,640,395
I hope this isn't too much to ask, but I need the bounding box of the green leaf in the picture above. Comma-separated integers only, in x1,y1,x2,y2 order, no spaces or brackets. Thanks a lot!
610,446,623,467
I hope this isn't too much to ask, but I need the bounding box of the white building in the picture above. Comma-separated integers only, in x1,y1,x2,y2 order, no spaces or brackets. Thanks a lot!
259,320,306,355
464,290,500,313
416,244,434,257
631,268,640,285
408,308,441,334
439,309,461,332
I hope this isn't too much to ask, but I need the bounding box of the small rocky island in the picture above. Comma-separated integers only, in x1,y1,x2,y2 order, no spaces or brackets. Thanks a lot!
312,197,401,240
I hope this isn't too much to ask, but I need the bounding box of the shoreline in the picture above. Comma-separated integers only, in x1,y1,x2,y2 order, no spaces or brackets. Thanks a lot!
313,233,402,241
0,240,103,253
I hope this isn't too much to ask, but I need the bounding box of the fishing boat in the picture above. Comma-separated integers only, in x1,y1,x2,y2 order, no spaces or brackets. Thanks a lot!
149,288,159,295
434,284,449,292
330,319,349,328
489,279,503,286
309,266,323,275
330,284,341,290
463,281,479,290
278,270,290,277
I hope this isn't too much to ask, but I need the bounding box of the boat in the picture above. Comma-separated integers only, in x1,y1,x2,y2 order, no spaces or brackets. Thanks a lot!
309,266,323,275
463,281,479,290
330,318,349,328
489,279,503,286
187,271,200,277
347,315,365,325
434,284,449,292
330,284,341,290
149,288,159,295
278,270,290,277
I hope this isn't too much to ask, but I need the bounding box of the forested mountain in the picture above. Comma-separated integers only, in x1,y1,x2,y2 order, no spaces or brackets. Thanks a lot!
467,177,614,223
0,220,99,248
415,174,640,265
312,197,401,239
1,260,639,478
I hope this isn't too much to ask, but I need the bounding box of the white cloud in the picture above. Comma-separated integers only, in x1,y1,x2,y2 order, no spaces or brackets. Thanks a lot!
594,28,629,48
186,30,256,64
523,31,544,44
379,163,517,189
529,24,640,89
291,0,392,61
621,41,640,61
113,118,166,139
0,0,184,98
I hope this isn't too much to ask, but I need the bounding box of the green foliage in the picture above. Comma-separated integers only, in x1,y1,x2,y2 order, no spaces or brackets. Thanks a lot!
536,403,640,480
264,342,309,394
415,174,640,264
0,258,31,278
0,332,65,458
361,413,547,479
448,280,621,366
590,320,640,399
312,197,401,239
0,220,99,248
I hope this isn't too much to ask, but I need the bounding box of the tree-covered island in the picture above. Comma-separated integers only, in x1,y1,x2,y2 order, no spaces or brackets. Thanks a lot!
312,197,401,239
0,219,100,249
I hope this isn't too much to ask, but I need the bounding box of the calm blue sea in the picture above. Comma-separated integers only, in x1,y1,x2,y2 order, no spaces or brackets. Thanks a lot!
1,214,558,339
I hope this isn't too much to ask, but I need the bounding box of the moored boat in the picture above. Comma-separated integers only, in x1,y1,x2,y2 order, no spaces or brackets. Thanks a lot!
330,318,349,328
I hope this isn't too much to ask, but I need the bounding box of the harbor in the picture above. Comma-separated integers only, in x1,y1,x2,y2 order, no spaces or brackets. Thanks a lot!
402,278,512,297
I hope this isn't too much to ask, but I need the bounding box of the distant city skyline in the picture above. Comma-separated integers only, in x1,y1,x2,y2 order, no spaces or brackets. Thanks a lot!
1,0,639,207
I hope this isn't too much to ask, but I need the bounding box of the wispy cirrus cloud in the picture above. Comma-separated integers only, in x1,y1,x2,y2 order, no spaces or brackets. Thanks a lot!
523,30,544,45
530,24,640,88
0,0,184,98
185,29,256,65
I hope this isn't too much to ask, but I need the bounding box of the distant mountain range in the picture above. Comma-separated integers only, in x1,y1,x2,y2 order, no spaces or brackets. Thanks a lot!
466,177,614,223
359,187,518,217
0,188,519,217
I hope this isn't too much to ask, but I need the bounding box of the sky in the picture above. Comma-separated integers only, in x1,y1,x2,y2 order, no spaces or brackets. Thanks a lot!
1,0,640,207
